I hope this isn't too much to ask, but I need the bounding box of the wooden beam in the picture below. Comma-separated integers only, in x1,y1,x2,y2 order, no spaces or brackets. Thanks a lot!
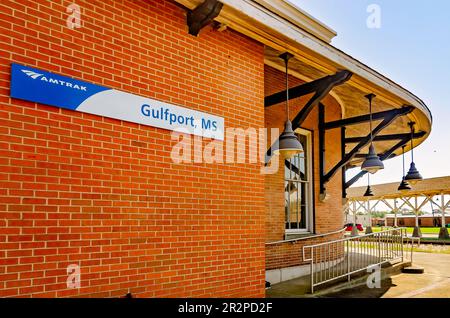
341,126,347,199
323,110,409,185
264,71,352,164
345,131,426,144
291,71,353,128
265,70,352,107
353,153,396,159
345,136,411,189
324,106,414,130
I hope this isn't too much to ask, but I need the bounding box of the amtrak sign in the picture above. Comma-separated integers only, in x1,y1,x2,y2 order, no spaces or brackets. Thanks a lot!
10,63,225,140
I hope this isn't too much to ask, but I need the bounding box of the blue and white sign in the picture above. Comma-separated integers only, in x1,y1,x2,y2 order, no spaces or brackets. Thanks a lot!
10,63,224,140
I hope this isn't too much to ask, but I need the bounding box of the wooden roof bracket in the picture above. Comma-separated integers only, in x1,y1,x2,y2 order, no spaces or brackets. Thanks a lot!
319,105,415,200
187,0,223,36
345,136,412,191
265,70,353,164
345,131,426,144
264,70,352,108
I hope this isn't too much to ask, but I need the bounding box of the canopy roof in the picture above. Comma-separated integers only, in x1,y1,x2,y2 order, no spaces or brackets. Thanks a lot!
347,176,450,200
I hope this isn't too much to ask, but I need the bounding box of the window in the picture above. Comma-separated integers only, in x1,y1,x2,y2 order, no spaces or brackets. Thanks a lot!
284,129,313,233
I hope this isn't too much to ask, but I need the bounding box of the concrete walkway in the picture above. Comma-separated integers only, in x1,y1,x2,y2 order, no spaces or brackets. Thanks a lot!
266,252,395,298
321,252,450,298
384,252,450,298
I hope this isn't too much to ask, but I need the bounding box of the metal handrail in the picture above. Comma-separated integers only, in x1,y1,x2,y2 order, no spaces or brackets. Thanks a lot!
303,228,409,293
303,228,405,258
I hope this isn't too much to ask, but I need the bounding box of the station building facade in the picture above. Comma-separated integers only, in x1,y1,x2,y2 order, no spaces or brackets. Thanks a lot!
0,0,432,297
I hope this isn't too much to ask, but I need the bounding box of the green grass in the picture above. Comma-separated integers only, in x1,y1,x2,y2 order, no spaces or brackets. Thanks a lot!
412,243,450,254
372,227,442,234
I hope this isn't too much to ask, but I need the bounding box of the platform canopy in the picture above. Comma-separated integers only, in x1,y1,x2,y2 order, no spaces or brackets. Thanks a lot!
347,176,450,200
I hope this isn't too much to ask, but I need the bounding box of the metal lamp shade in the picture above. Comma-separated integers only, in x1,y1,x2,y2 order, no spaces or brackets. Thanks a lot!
405,162,423,185
361,144,384,174
364,185,374,197
273,120,304,159
398,178,412,192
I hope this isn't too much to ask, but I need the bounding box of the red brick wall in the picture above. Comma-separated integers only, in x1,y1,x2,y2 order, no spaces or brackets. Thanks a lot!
0,0,266,297
264,65,345,270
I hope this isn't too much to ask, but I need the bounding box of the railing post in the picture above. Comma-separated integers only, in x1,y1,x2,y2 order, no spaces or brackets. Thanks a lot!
410,237,419,264
401,228,404,262
377,233,381,263
310,249,314,294
347,240,350,282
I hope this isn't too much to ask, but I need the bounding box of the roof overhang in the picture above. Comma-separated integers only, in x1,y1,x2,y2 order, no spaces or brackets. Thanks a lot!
174,0,433,165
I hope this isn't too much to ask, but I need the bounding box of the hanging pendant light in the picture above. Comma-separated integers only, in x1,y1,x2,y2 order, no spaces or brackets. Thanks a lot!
361,94,384,174
398,145,412,192
273,52,304,159
405,122,423,185
364,174,374,197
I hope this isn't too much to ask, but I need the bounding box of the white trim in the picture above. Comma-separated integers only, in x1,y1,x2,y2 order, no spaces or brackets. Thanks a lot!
284,128,313,233
253,0,337,43
301,128,314,233
285,229,310,235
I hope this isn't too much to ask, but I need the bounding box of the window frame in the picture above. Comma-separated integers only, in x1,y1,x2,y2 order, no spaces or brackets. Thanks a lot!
285,128,314,235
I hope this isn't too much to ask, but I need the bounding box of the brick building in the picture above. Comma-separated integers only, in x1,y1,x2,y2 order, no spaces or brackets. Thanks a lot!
0,0,432,297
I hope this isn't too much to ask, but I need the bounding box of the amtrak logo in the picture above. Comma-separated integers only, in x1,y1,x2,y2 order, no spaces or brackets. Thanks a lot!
22,69,43,79
21,68,87,91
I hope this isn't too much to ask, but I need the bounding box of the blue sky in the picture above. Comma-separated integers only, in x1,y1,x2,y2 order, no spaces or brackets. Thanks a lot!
291,0,450,187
